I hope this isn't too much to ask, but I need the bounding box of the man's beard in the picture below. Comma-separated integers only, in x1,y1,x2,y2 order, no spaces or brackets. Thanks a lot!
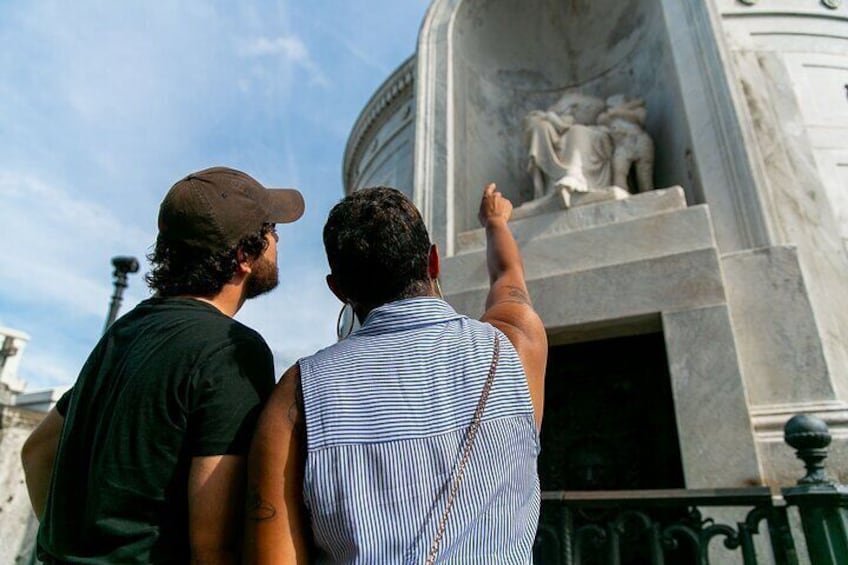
244,255,279,299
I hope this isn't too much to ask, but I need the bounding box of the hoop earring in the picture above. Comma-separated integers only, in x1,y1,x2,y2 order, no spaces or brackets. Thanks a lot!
434,278,444,299
336,302,356,340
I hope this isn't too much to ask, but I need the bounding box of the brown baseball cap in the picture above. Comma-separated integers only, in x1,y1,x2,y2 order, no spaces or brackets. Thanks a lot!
158,167,304,252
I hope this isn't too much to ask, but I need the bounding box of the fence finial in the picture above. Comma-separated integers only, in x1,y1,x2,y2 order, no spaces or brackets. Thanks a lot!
784,414,833,485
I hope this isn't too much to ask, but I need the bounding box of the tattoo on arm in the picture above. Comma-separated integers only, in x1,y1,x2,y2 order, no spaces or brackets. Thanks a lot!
500,285,532,306
247,486,277,521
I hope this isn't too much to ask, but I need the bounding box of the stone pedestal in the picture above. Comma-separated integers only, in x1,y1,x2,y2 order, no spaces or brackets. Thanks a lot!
447,189,764,487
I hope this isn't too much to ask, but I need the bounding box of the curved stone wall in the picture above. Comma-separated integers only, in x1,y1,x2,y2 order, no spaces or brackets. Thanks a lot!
717,0,848,248
713,0,848,472
342,56,416,198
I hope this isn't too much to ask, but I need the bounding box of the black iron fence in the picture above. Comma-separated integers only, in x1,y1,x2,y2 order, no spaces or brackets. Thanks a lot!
533,414,848,564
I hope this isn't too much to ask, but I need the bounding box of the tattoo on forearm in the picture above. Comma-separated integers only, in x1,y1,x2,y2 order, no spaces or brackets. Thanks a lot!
247,486,277,521
503,285,532,306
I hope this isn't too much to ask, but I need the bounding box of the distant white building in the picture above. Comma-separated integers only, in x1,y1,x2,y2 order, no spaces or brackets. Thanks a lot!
14,388,68,414
0,326,65,564
0,327,30,403
0,326,66,413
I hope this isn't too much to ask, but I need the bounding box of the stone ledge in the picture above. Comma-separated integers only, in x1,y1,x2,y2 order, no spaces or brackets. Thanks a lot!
445,203,717,295
446,247,727,329
751,401,848,442
456,186,688,254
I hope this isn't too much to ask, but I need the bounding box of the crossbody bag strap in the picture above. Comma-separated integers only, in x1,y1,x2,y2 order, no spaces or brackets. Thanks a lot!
425,333,501,565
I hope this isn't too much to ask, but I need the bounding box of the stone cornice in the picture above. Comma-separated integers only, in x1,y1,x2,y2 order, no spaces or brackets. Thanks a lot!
342,56,416,193
730,0,846,16
751,401,848,440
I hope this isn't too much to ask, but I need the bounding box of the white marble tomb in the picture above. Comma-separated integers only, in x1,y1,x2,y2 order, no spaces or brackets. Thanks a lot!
343,0,848,488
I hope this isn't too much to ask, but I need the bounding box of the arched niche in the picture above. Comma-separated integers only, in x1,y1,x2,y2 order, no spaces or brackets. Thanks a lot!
450,0,692,233
414,0,769,255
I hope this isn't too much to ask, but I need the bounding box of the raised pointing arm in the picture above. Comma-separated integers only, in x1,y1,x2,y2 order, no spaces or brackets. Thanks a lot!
478,183,548,428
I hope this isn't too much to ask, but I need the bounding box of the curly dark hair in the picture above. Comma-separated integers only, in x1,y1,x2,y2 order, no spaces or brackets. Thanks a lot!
145,223,273,297
323,187,431,310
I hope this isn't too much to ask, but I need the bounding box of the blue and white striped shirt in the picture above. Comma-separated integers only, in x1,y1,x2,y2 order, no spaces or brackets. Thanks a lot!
299,297,540,564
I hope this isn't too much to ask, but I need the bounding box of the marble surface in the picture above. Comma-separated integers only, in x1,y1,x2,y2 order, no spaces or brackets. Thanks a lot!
662,305,762,487
445,224,760,487
456,186,687,254
722,246,833,406
343,57,416,197
398,0,848,488
715,0,848,403
523,93,655,201
416,0,700,249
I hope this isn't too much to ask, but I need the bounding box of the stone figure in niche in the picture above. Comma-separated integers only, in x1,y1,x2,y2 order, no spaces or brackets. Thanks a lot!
524,92,610,202
597,95,655,194
522,91,655,210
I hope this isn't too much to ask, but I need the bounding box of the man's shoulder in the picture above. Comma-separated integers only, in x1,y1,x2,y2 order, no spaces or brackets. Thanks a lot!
140,297,268,345
105,300,273,380
190,320,271,366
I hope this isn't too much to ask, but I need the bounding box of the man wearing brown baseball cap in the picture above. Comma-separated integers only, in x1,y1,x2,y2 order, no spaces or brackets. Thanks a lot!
22,167,304,564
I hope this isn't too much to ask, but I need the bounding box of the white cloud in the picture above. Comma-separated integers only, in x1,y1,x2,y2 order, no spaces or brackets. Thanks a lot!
241,35,329,87
242,36,308,59
0,171,153,320
0,0,432,392
302,15,391,76
16,351,76,391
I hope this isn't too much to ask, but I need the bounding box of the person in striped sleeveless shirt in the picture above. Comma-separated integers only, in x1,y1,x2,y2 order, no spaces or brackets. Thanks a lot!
245,184,548,564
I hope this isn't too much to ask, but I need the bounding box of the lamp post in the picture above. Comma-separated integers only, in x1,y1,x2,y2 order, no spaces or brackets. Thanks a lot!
104,256,139,333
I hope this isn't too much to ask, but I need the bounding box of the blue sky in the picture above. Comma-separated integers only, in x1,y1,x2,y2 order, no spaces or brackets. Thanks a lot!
0,1,431,391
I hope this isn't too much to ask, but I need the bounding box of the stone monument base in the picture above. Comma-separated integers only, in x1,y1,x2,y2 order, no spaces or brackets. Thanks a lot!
446,186,848,487
458,186,686,253
512,186,633,221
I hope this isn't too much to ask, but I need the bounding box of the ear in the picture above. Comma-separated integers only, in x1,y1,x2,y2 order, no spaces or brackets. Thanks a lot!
326,274,347,303
236,249,253,276
428,244,440,279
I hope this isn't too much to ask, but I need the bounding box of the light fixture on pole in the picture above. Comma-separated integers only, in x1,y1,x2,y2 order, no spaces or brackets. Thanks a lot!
104,256,139,333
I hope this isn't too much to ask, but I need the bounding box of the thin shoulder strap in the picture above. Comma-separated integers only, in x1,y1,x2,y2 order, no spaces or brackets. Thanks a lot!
425,333,500,564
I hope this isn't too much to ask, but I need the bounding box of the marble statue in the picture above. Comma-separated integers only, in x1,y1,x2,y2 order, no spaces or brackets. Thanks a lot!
525,92,610,201
598,95,655,194
523,92,655,209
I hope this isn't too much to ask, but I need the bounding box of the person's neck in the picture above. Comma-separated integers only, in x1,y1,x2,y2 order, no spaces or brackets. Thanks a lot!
353,285,440,323
185,285,244,318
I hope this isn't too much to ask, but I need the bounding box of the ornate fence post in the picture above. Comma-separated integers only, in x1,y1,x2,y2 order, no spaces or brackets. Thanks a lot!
782,414,848,564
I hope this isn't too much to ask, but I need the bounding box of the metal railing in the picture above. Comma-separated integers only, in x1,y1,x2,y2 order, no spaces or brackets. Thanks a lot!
534,488,796,564
533,414,847,564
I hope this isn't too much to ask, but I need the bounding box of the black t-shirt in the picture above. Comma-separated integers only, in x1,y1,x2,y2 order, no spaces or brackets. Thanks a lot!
37,297,275,564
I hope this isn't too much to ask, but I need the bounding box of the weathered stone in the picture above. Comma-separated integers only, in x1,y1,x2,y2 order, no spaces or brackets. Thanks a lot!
0,406,42,565
347,0,848,494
